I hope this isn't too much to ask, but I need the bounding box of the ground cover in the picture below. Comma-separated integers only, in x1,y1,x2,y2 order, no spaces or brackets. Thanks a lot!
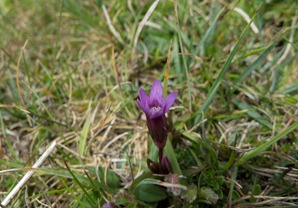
0,0,298,207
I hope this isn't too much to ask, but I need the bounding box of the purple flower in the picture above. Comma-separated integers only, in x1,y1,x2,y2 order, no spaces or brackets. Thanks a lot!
102,202,118,208
137,80,177,149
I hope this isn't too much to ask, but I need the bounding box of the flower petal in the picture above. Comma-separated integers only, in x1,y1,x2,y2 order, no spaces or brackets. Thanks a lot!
137,99,149,115
139,88,149,102
149,80,163,102
164,92,178,113
137,88,150,115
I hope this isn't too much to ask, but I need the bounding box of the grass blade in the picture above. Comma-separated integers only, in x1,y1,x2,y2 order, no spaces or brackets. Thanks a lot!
279,84,298,94
163,39,172,97
227,166,238,208
133,0,159,51
236,121,298,165
0,113,18,161
193,8,225,56
193,4,263,124
79,105,91,157
64,162,96,207
174,0,192,111
126,151,135,181
235,42,276,85
164,139,182,175
232,99,274,131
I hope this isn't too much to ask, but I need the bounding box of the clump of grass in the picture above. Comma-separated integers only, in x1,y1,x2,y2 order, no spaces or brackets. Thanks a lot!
1,0,298,207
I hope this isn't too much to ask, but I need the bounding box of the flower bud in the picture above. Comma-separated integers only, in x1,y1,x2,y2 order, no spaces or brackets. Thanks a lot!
161,156,171,174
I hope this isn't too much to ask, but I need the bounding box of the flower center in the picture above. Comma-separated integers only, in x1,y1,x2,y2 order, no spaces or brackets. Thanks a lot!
150,106,162,115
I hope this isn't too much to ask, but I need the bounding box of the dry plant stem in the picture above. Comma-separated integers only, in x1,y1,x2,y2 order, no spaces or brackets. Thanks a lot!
1,141,57,207
233,7,259,34
276,16,296,65
16,39,29,107
102,4,125,45
133,0,159,51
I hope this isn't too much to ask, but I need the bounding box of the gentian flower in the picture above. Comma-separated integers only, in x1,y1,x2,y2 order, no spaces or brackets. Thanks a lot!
137,80,177,150
102,202,118,208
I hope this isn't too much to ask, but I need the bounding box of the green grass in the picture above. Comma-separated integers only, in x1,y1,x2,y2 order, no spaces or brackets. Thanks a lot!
1,0,298,207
